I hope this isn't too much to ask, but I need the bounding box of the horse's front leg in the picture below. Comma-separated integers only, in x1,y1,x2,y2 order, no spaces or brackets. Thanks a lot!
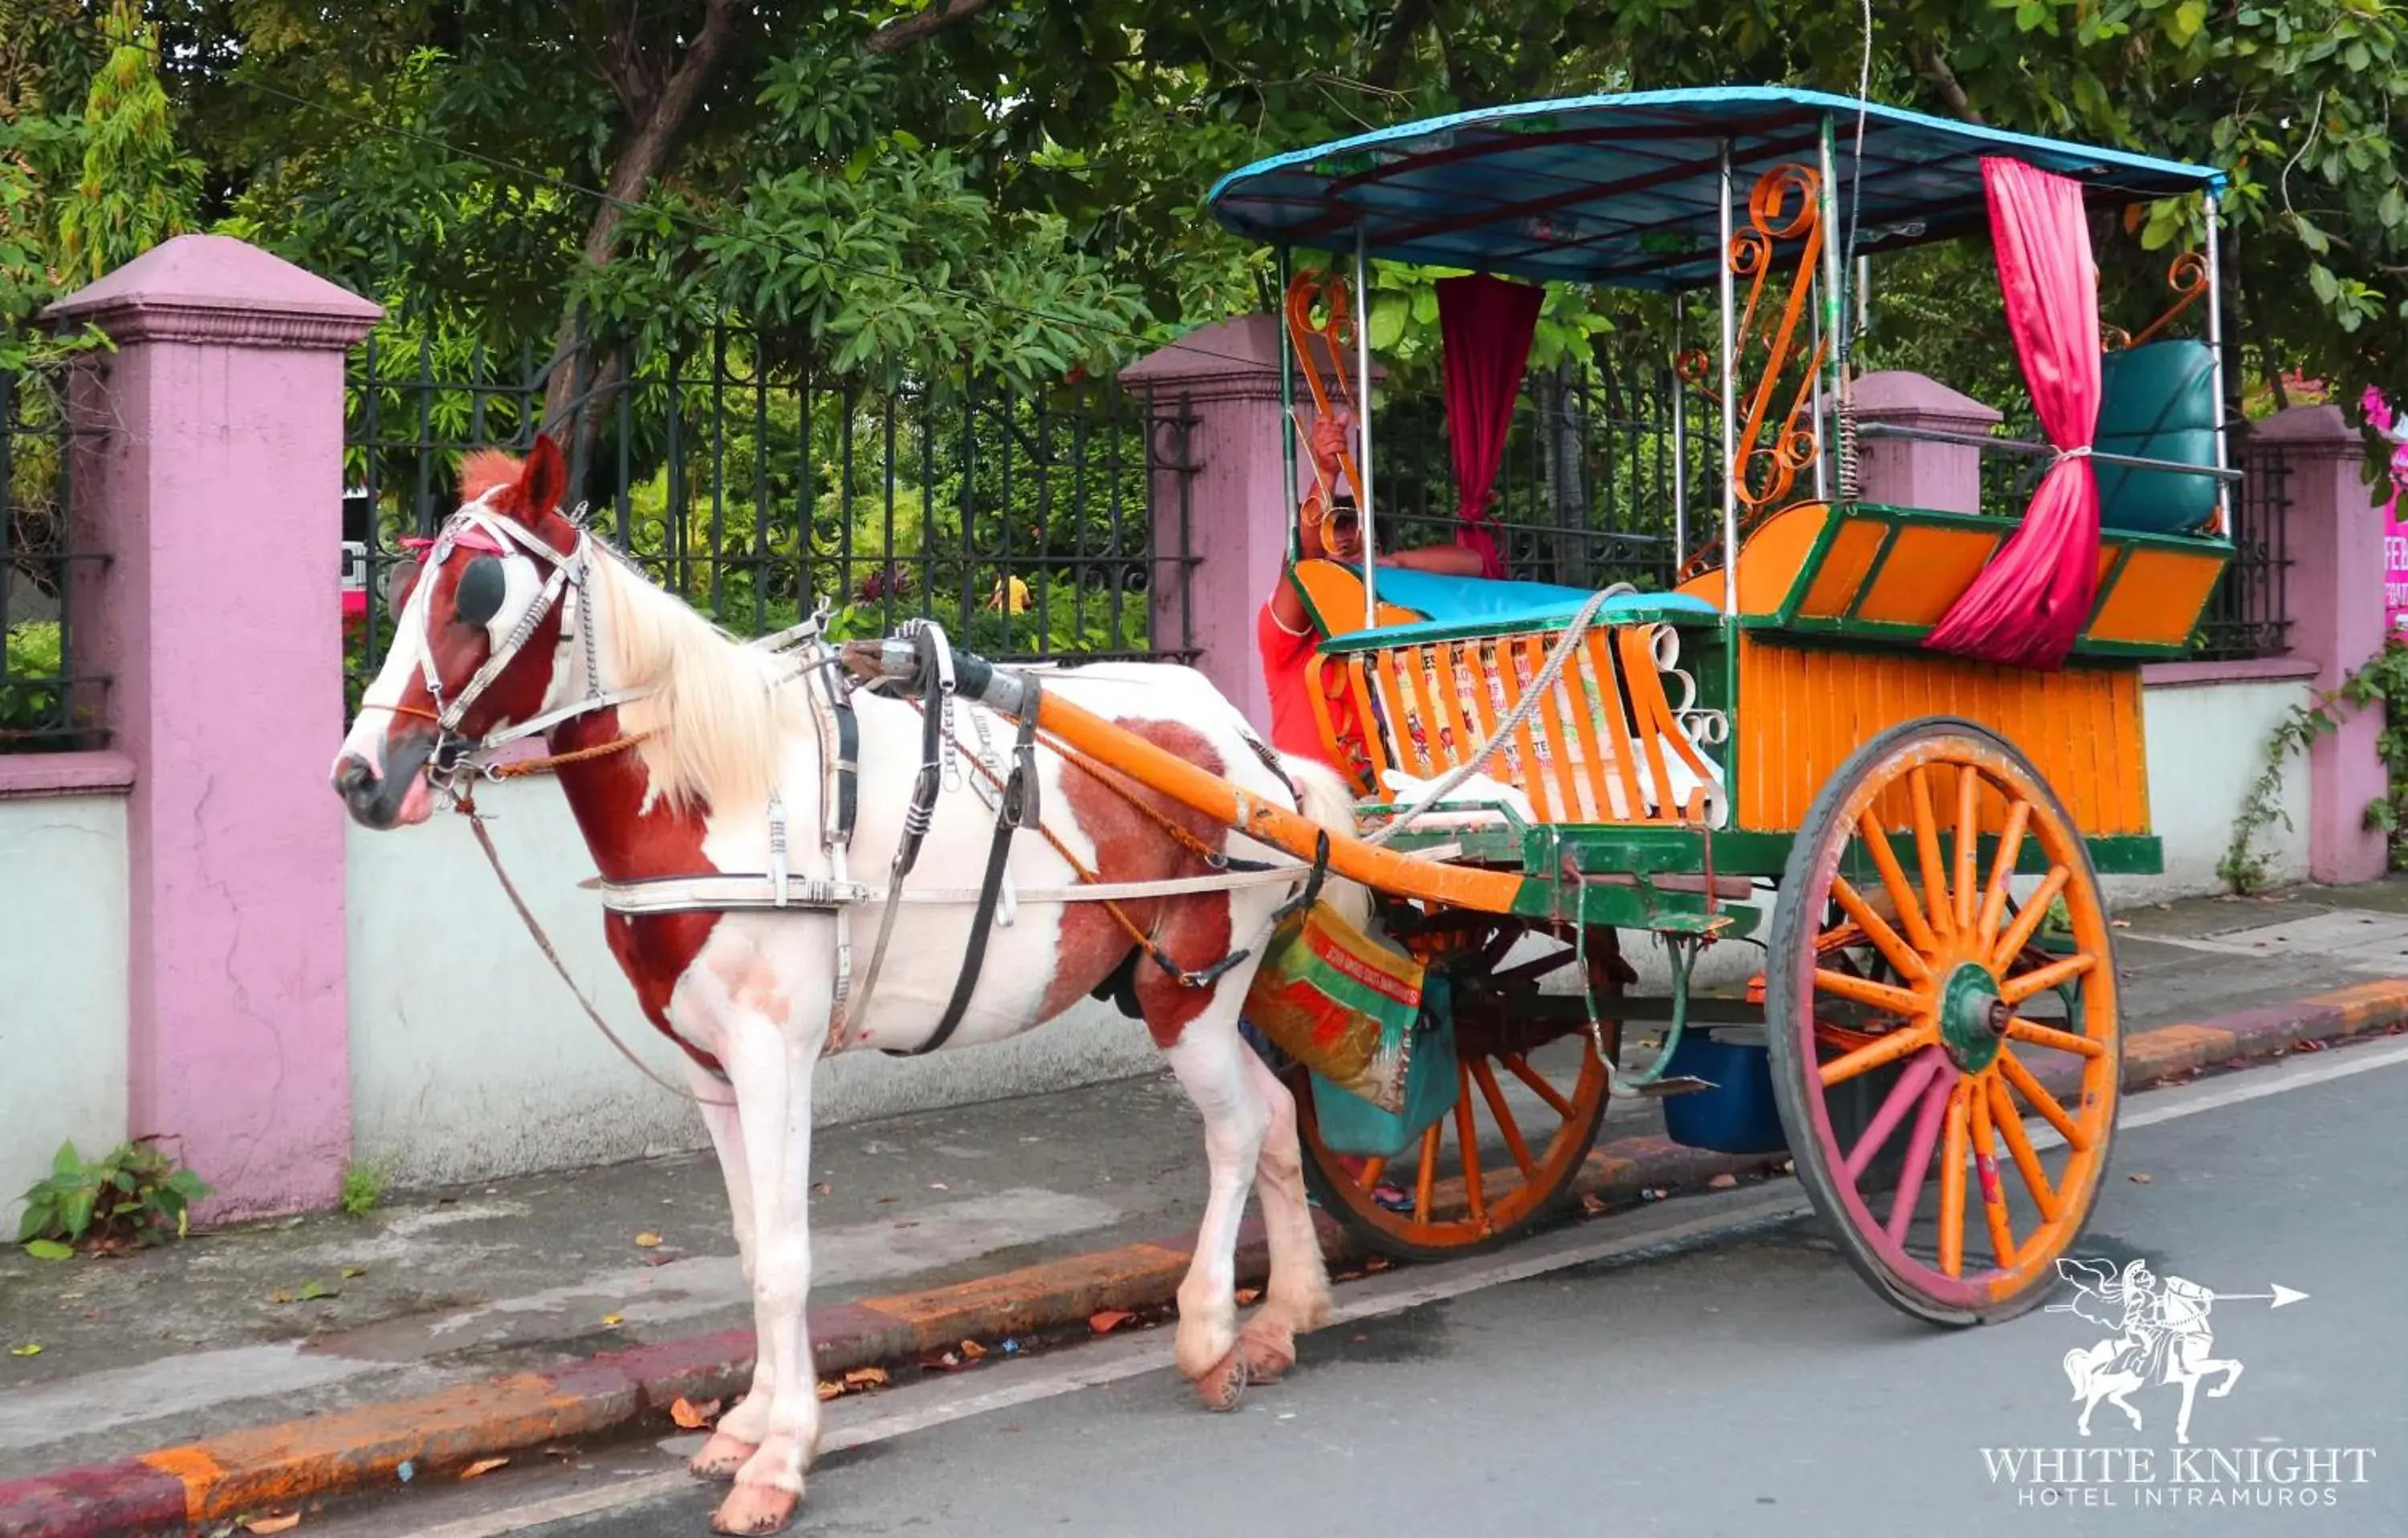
2207,1357,2244,1398
1160,1006,1272,1410
686,1060,769,1482
710,1007,823,1536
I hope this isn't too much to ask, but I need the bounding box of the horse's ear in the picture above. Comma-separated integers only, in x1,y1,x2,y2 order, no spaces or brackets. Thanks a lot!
519,434,567,520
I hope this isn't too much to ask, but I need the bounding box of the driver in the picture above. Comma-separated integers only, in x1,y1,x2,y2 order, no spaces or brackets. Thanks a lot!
1256,409,1482,772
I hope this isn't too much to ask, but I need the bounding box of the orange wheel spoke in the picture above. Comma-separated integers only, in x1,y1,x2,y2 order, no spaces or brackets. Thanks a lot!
1413,1121,1441,1224
1813,968,1926,1019
1997,1048,2089,1152
1857,810,1941,956
1830,877,1930,982
1990,869,2068,970
1454,1064,1487,1228
1501,1052,1576,1121
2001,953,2097,1006
1470,1059,1538,1180
1976,801,2032,948
2003,1014,2106,1058
1987,1074,2060,1223
1953,763,1982,935
1970,1083,2016,1268
1909,767,1955,942
1937,1081,1971,1279
1818,1023,1938,1088
1357,1157,1387,1191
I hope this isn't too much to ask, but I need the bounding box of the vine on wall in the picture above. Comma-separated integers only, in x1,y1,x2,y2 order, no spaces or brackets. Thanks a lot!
2221,638,2408,893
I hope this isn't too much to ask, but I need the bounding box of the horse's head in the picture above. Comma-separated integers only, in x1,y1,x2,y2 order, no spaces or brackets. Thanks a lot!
332,435,584,828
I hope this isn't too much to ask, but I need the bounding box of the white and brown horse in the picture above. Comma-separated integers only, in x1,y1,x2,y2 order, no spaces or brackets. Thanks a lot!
332,437,1362,1533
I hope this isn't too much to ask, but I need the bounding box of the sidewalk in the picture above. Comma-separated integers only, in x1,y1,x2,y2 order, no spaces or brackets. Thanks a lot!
5,878,2408,1499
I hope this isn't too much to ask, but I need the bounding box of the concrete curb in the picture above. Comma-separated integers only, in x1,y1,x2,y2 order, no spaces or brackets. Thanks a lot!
7,979,2405,1536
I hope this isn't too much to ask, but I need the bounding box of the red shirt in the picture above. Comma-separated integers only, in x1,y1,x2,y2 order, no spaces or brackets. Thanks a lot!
1257,600,1357,774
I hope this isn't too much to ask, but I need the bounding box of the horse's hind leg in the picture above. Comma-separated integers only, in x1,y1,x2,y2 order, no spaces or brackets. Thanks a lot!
1232,1046,1330,1385
688,1061,767,1481
1157,1001,1271,1411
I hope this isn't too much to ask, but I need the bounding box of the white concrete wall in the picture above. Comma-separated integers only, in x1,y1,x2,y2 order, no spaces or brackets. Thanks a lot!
0,794,129,1234
2120,674,2312,904
345,778,1159,1190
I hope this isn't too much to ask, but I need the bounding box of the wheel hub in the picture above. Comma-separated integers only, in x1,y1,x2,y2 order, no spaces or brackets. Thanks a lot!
1938,962,2009,1073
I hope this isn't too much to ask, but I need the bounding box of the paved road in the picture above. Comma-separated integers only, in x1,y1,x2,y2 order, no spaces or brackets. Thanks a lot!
324,1039,2408,1538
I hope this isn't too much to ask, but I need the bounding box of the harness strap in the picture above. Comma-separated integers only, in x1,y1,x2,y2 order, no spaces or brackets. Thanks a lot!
888,700,1041,1057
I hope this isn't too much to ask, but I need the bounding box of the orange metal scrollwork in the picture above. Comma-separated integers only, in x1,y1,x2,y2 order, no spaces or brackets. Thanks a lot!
2103,250,2210,352
1283,269,1369,508
1678,162,1828,584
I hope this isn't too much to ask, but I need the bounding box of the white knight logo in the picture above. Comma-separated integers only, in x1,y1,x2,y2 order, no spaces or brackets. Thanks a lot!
2050,1256,2307,1444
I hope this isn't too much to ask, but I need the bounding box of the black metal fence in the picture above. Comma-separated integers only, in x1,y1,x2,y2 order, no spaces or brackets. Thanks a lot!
1372,357,1715,592
1,368,108,753
343,325,1197,709
2199,443,2292,661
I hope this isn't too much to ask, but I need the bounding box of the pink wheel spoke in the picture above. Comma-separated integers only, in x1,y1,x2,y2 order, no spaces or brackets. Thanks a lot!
1976,801,2032,948
1952,764,1982,934
1909,768,1955,942
1812,968,1926,1020
2001,953,2096,1006
1818,1022,1938,1088
1830,877,1930,982
1987,1075,2060,1223
1885,1067,1959,1244
1843,1048,1948,1183
1997,1048,2089,1152
1856,810,1941,956
1990,868,2068,970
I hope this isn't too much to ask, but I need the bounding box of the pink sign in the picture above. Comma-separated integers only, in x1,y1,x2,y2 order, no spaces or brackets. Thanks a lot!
2368,388,2408,638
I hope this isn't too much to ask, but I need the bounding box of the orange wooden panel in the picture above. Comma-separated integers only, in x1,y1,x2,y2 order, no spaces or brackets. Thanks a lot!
1797,517,1891,618
1852,527,2006,625
1291,558,1422,637
1734,636,2150,836
2083,548,2227,648
1673,502,1831,615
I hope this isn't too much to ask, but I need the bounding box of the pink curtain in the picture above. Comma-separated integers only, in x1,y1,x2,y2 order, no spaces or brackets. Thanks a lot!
1438,274,1544,578
1924,157,2104,671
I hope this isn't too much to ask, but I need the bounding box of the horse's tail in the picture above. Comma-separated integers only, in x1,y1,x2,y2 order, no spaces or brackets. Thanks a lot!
1275,753,1373,933
2064,1346,2092,1398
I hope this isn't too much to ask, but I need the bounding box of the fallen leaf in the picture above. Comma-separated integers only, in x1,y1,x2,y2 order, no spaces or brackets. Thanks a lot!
459,1457,509,1480
1361,1256,1392,1272
246,1515,302,1534
811,1182,832,1195
669,1397,719,1430
339,1266,366,1280
816,1379,843,1402
600,1314,624,1327
295,1281,337,1302
1580,1193,1609,1215
2129,1172,2154,1185
8,1343,41,1357
266,1290,295,1305
2110,919,2132,930
639,1248,681,1268
893,1220,920,1229
1234,1288,1262,1306
22,1240,71,1262
1088,1309,1133,1335
843,1365,889,1389
929,1182,949,1191
1707,1173,1739,1190
959,1339,988,1360
634,1233,663,1248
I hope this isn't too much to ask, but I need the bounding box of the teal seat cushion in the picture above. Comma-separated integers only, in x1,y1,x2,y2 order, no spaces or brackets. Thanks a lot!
2093,339,2219,534
1343,581,1718,649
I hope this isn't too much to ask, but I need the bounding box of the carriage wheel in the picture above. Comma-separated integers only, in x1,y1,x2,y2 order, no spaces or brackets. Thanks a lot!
1287,920,1614,1263
1767,717,2121,1326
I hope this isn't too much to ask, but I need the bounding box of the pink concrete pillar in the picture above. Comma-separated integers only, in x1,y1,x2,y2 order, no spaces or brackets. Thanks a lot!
1848,370,2003,514
49,236,381,1219
2246,405,2388,885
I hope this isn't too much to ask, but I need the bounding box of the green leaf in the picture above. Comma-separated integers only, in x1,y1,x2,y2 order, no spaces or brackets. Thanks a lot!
1365,293,1408,351
22,1240,72,1261
295,1280,336,1301
2168,0,2207,47
51,1142,81,1181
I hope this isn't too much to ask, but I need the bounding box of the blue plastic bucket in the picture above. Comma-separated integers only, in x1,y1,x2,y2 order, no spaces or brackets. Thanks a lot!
1659,1025,1788,1156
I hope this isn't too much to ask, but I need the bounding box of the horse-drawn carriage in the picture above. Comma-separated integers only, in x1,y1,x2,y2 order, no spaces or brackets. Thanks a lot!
340,87,2233,1532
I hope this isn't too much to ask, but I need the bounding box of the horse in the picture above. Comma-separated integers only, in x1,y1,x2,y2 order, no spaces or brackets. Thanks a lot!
330,435,1366,1534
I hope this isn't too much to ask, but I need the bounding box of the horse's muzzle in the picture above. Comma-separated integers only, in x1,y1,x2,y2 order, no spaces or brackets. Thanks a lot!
333,734,437,829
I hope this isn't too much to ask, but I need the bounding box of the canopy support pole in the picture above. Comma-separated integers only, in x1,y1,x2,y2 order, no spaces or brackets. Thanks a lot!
1817,116,1849,502
1277,245,1300,560
1671,301,1687,569
1353,227,1379,625
1718,140,1739,618
2203,193,2231,539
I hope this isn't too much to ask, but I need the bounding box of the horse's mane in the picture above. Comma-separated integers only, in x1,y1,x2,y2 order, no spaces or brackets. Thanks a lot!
584,544,797,816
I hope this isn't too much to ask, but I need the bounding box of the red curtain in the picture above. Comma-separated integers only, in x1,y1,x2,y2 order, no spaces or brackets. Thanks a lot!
1438,274,1544,578
1924,157,2104,671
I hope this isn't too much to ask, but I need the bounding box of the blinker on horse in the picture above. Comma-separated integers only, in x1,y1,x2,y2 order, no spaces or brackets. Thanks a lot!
332,436,1361,1536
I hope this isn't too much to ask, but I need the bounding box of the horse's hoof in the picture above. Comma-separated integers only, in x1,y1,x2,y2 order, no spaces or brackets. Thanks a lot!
711,1480,800,1536
1194,1347,1249,1412
689,1430,758,1481
1236,1322,1296,1384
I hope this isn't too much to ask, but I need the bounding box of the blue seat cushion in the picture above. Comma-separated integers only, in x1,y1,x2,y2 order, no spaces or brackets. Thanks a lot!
2093,339,2219,535
1341,580,1718,649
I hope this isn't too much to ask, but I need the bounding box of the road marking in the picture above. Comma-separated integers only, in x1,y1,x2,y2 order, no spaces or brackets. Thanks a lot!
384,1035,2408,1536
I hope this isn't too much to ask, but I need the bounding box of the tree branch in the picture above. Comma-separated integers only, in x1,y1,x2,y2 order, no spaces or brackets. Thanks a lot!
864,0,996,56
1366,0,1433,92
1910,37,1981,124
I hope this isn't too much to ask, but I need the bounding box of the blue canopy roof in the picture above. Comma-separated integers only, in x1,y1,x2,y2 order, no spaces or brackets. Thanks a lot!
1206,87,2228,291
